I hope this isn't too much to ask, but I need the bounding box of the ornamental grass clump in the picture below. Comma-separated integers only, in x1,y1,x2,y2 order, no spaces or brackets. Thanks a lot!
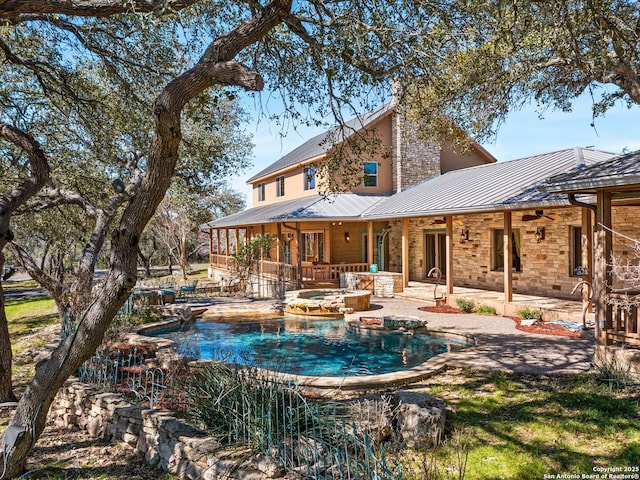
474,304,496,315
516,307,543,321
455,298,476,313
184,361,402,478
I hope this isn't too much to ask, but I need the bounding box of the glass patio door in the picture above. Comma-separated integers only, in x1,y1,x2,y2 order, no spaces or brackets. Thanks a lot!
425,231,447,279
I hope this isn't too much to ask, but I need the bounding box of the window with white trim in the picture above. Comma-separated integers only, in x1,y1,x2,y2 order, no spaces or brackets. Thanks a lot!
304,165,316,191
363,161,378,187
276,175,285,197
257,182,265,202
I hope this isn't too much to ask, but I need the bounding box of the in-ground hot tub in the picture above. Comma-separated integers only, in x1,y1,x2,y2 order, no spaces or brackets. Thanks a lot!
284,289,371,316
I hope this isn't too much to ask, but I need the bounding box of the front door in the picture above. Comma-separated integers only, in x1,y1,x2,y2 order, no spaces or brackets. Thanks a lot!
425,231,447,279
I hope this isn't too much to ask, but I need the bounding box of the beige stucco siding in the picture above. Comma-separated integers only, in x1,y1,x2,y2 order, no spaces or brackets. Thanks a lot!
440,143,494,173
251,116,395,205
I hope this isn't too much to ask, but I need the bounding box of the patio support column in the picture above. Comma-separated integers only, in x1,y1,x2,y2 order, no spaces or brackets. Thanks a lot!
367,221,374,266
276,223,282,263
296,222,303,289
503,211,513,305
215,229,221,266
402,217,409,288
225,228,230,258
581,207,593,312
445,216,454,295
235,228,240,254
596,190,613,344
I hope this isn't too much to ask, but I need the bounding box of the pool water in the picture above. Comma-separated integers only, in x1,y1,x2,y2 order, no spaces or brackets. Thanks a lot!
148,317,467,377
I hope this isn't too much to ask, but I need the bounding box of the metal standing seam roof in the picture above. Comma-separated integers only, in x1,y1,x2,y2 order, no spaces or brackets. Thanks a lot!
362,147,617,219
202,193,389,229
539,149,640,193
247,104,393,183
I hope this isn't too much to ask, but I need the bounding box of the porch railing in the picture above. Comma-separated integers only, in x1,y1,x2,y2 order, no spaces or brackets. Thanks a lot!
210,253,235,270
210,255,369,286
301,263,369,282
605,293,640,346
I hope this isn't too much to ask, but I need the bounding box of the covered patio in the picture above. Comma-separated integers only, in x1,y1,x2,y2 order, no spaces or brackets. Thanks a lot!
541,149,640,347
203,193,390,289
396,281,593,325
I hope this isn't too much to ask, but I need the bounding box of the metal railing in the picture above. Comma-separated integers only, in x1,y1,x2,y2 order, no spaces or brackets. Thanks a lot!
76,349,401,479
77,347,187,410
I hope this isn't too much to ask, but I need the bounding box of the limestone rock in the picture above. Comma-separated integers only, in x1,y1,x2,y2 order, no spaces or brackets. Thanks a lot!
391,391,445,448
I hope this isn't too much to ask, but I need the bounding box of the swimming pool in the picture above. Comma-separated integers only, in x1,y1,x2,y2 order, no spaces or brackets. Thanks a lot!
146,316,469,377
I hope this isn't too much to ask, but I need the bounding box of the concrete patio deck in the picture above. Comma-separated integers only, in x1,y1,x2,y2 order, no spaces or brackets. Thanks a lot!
396,281,593,324
347,297,596,376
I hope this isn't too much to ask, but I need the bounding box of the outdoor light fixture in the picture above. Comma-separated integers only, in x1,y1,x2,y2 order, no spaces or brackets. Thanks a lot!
535,227,545,243
460,228,469,244
344,232,350,244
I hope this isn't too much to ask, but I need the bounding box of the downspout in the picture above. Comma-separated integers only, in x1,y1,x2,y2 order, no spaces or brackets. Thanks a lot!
567,193,596,213
568,194,599,340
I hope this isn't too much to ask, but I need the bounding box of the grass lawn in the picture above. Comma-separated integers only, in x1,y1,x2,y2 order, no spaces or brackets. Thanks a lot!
5,297,58,336
2,291,638,480
401,370,640,480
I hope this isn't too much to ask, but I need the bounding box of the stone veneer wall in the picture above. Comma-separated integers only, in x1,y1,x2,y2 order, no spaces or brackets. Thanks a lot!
391,112,441,192
386,205,640,299
51,379,282,479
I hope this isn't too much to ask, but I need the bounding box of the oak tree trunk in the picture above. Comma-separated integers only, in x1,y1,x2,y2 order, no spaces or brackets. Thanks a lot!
0,1,290,475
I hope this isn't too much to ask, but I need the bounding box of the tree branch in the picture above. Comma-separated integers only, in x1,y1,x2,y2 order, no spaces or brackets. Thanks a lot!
0,0,198,19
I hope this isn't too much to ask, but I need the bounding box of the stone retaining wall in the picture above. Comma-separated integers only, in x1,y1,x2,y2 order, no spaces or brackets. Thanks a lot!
51,379,281,479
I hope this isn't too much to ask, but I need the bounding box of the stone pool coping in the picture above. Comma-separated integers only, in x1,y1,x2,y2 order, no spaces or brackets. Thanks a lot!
132,313,478,392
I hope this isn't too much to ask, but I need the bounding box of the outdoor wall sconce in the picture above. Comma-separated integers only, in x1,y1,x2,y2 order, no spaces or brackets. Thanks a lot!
535,227,545,243
460,228,469,244
344,232,351,244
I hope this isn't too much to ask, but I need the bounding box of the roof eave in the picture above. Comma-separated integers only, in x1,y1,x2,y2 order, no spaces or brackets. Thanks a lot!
540,175,640,194
362,199,573,221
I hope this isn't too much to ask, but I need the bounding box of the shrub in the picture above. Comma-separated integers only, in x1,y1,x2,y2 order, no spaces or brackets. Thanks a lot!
456,298,476,313
594,352,636,389
517,307,543,321
474,304,496,315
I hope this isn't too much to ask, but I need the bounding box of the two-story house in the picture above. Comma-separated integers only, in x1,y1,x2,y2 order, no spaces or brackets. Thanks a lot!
204,104,495,289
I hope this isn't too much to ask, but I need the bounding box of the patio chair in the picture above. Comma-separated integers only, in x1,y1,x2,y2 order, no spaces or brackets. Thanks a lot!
157,280,176,304
178,279,198,299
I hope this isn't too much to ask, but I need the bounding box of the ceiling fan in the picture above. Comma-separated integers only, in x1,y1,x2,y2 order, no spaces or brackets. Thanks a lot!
430,217,465,226
521,210,562,222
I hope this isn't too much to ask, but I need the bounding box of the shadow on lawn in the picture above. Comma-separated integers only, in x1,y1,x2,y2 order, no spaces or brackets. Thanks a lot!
423,370,640,478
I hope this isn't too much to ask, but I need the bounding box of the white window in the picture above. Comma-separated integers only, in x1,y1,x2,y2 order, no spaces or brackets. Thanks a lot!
363,162,378,187
304,165,316,191
257,182,265,202
276,175,285,197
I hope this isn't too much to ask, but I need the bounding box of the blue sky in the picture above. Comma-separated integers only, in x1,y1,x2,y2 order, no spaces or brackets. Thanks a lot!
231,93,640,206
